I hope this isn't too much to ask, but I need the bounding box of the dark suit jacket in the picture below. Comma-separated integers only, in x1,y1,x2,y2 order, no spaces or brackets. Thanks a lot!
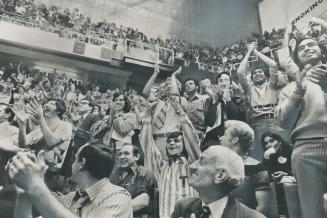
171,195,266,218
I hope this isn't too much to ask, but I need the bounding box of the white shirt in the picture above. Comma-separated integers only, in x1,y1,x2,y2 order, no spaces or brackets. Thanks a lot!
203,195,228,218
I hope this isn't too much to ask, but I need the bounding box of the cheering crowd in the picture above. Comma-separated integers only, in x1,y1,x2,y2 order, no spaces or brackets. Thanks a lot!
0,1,327,217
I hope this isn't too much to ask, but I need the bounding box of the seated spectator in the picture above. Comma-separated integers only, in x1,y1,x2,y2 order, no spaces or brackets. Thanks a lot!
261,132,292,180
171,146,265,218
7,143,133,218
140,97,200,217
218,120,273,217
111,144,157,217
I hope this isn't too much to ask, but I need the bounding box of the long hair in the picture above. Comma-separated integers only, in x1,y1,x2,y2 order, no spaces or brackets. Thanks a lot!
113,92,131,113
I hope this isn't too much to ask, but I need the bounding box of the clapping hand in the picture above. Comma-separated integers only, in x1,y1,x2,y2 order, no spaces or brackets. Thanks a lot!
6,150,48,193
25,98,44,120
307,65,327,92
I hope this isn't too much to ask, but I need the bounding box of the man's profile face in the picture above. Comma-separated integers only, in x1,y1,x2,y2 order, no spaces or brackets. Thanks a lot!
218,126,234,148
118,145,138,168
166,135,184,156
188,147,218,189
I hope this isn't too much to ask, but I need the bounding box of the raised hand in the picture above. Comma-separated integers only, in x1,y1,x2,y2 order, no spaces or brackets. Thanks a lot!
307,65,327,92
6,150,48,193
25,98,44,120
11,105,30,125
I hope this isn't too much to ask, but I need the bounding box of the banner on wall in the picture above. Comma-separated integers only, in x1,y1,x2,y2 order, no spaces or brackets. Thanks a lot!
259,0,327,32
73,41,86,55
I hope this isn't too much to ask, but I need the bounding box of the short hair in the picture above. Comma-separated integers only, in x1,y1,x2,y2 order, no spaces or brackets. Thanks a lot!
78,143,114,179
5,107,15,122
184,78,199,86
225,120,254,154
293,37,327,70
250,67,268,80
113,92,131,113
121,144,140,157
48,98,66,119
216,72,231,84
166,131,188,159
208,146,245,188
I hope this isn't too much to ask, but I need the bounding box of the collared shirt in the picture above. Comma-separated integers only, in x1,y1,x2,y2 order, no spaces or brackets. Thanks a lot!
185,93,208,132
0,121,18,148
111,165,157,217
203,195,228,218
57,178,133,218
140,116,200,217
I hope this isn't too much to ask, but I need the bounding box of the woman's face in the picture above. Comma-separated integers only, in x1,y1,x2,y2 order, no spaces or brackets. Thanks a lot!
297,39,322,66
114,95,125,112
263,136,280,150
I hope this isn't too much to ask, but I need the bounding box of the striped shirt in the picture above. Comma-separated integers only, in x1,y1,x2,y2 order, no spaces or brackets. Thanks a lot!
140,114,200,217
57,178,133,218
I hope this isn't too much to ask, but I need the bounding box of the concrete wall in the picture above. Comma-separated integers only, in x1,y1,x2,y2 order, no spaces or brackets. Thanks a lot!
43,0,261,47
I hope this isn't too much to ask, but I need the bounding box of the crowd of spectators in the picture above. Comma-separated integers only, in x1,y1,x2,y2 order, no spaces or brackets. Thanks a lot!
0,1,326,217
0,0,290,69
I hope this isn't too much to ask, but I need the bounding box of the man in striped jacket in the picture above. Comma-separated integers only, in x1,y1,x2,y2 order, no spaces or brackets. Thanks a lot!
140,96,201,218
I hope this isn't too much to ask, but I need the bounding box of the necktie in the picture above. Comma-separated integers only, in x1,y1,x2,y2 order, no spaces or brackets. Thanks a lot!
76,191,90,216
153,102,168,129
200,205,211,218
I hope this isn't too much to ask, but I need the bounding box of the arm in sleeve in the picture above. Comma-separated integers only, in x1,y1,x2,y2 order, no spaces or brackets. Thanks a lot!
204,99,218,127
237,52,252,95
253,49,279,89
179,109,201,163
275,83,304,130
139,117,163,183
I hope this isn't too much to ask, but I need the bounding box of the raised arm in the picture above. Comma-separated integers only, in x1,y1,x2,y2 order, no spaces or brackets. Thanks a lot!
237,43,255,94
142,62,160,98
275,66,308,130
279,21,299,80
139,101,162,182
252,49,279,89
170,96,201,162
170,67,182,96
26,99,70,148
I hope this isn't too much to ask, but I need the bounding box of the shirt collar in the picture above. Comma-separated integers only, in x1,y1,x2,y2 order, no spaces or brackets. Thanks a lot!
186,92,200,101
202,195,228,218
84,178,109,202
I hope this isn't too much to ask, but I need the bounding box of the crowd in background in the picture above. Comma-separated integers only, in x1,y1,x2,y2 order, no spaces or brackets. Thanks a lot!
0,1,326,218
0,0,295,68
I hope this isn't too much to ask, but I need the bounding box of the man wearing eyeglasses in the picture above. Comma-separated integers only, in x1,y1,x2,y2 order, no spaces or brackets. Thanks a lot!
140,97,201,218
